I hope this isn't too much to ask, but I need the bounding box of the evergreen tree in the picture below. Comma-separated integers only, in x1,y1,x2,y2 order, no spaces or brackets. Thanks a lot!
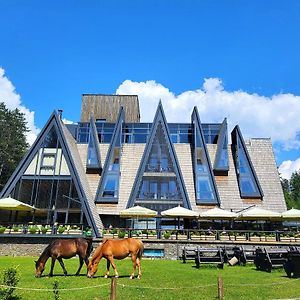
0,102,29,191
290,170,300,208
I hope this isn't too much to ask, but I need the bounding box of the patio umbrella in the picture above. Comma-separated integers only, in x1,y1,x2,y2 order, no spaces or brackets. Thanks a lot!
237,206,281,221
281,208,300,220
199,207,237,220
161,205,198,230
0,196,36,211
161,205,199,218
119,205,157,218
120,205,157,230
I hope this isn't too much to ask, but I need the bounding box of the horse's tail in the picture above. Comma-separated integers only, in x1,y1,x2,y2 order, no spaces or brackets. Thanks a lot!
137,240,144,258
86,239,93,257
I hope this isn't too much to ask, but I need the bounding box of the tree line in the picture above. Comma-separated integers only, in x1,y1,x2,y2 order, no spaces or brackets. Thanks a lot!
281,171,300,209
0,102,29,191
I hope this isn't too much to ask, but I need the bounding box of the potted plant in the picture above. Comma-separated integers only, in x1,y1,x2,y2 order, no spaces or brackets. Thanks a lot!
28,225,38,234
163,231,171,239
41,225,49,234
57,226,66,234
0,226,6,234
12,225,20,232
118,230,126,238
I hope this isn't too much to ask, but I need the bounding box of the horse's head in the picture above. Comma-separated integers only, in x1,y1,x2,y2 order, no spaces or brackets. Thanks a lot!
87,259,99,278
35,260,45,278
87,240,107,278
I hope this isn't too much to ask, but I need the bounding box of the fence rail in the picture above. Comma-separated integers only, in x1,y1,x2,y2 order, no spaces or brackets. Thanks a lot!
103,228,300,243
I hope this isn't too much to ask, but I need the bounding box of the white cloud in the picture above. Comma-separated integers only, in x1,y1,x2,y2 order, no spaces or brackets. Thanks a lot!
62,118,76,125
117,78,300,149
278,159,300,180
0,67,39,145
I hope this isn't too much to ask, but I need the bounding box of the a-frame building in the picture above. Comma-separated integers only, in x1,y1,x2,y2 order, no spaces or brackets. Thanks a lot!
0,111,102,237
127,101,191,213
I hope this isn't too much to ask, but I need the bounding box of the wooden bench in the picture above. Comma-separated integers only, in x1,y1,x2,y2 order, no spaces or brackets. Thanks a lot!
223,246,246,265
195,247,224,269
181,246,197,263
254,247,288,272
284,247,300,278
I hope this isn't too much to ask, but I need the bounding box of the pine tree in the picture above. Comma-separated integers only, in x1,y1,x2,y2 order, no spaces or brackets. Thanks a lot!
290,170,300,208
0,102,29,191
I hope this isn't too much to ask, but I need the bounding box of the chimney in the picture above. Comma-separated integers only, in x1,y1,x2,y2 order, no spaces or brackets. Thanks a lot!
58,109,63,119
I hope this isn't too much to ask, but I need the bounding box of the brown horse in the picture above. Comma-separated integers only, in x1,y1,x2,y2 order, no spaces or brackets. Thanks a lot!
87,238,144,279
35,238,93,277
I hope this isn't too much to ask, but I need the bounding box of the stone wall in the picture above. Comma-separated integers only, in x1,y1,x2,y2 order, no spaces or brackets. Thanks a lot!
1,237,299,259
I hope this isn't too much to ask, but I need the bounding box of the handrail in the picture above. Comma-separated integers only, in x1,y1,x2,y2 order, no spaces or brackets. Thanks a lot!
102,228,300,242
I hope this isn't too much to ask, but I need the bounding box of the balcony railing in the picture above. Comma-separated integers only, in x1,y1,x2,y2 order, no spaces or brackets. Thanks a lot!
102,228,300,243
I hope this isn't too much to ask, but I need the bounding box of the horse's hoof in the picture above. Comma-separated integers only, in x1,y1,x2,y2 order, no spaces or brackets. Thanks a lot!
104,275,108,279
115,275,119,278
129,276,133,280
137,275,141,279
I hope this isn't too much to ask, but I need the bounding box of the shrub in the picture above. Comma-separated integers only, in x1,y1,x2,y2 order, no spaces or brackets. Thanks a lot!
28,225,38,234
41,226,48,234
110,228,117,234
0,267,20,300
12,225,20,232
0,226,6,234
57,226,66,234
163,231,171,239
118,230,126,238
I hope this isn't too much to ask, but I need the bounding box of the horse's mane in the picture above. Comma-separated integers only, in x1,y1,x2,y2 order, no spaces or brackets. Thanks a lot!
37,242,52,263
92,238,108,261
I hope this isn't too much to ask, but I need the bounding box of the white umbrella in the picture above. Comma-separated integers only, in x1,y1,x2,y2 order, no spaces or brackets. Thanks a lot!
281,208,300,220
200,207,237,220
119,205,157,218
161,205,199,218
237,206,281,221
0,196,36,211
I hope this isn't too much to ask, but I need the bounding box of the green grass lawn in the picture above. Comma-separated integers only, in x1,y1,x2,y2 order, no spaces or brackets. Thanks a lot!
0,256,299,300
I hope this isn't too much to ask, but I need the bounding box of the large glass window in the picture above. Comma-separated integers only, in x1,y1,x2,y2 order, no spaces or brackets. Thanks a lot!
138,178,181,201
236,138,261,196
102,175,118,198
96,110,124,203
145,123,174,172
192,109,219,204
213,119,229,175
231,126,263,198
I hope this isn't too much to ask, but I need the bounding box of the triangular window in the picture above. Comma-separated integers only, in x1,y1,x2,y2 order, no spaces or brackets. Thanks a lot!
127,102,190,213
86,118,102,173
192,108,220,204
231,126,263,198
95,108,124,203
0,112,100,235
213,118,229,175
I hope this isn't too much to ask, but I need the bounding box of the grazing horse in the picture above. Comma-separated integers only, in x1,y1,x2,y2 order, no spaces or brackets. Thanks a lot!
35,238,93,277
87,238,144,279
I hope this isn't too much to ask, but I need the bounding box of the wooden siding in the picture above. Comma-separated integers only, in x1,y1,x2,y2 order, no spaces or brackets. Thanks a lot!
80,94,140,123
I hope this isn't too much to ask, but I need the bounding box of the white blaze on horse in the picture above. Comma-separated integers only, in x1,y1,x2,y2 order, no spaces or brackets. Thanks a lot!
87,238,144,279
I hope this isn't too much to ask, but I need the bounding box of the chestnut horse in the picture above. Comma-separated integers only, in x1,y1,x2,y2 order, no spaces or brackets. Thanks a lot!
35,238,93,277
87,238,144,279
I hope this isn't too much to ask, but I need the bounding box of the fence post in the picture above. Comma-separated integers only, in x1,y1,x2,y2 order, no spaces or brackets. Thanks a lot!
217,275,224,300
110,277,117,300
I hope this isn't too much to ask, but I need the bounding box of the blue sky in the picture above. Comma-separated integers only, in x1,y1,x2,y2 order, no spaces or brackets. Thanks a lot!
1,0,300,178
